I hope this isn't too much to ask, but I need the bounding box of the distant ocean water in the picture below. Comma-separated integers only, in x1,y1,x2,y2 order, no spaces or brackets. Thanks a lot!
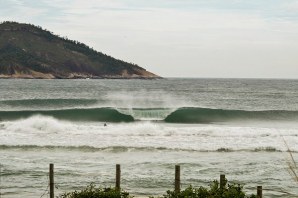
0,78,298,197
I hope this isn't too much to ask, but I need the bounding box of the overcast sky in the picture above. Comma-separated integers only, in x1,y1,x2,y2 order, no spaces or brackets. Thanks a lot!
1,0,298,78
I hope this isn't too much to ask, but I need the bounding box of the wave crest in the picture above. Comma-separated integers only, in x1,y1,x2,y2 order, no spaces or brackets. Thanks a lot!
164,107,298,123
0,108,134,122
1,107,298,123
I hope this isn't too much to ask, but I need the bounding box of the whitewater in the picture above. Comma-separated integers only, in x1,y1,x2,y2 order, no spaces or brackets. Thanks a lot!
0,78,298,197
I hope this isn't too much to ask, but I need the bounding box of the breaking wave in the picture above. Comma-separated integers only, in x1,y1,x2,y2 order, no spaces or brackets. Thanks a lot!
164,107,298,123
0,108,134,122
0,107,298,123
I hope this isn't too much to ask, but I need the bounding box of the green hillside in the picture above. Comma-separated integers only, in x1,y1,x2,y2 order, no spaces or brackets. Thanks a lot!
0,21,160,79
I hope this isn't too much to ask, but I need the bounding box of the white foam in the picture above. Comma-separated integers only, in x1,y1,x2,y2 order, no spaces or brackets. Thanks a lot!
0,116,298,152
116,108,175,120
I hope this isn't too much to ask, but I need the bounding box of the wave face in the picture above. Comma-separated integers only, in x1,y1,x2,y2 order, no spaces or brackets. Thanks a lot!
1,107,298,123
0,108,134,122
164,107,298,123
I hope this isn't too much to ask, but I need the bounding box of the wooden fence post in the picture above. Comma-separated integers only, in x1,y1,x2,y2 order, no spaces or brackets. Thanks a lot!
220,174,225,189
0,164,2,198
257,186,262,198
116,164,121,190
49,163,54,198
175,165,180,193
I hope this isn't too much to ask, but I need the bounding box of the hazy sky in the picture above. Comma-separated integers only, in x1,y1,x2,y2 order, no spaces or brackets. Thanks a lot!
1,0,298,78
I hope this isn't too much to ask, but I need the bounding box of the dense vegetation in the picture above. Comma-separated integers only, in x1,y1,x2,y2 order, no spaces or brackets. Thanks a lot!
0,21,158,78
59,180,256,198
162,180,256,198
59,184,132,198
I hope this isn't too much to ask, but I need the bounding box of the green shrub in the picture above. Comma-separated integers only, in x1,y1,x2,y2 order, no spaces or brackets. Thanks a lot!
162,180,256,198
59,183,132,198
60,179,257,198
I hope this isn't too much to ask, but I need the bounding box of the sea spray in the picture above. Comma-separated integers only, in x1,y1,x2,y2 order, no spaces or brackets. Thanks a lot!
117,108,174,121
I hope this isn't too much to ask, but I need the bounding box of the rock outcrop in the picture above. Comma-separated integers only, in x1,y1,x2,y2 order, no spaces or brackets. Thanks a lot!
0,21,160,79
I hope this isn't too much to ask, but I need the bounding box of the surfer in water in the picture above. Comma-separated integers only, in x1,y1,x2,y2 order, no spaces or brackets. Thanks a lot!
104,123,107,127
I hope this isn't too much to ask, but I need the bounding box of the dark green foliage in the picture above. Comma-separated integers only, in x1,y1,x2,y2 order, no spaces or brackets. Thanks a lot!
0,43,51,74
60,179,257,198
163,180,256,198
59,184,132,198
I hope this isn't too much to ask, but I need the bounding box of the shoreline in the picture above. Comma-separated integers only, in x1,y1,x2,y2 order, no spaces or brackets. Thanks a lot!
0,75,163,80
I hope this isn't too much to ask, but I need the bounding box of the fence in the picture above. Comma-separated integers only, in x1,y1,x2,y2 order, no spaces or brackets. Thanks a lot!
48,163,262,198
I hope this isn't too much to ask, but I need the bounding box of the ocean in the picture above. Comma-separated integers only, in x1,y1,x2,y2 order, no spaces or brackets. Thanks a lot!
0,78,297,197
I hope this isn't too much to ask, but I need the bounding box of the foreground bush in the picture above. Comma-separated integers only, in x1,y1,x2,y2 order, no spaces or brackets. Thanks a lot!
163,180,256,198
59,179,256,198
59,183,132,198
